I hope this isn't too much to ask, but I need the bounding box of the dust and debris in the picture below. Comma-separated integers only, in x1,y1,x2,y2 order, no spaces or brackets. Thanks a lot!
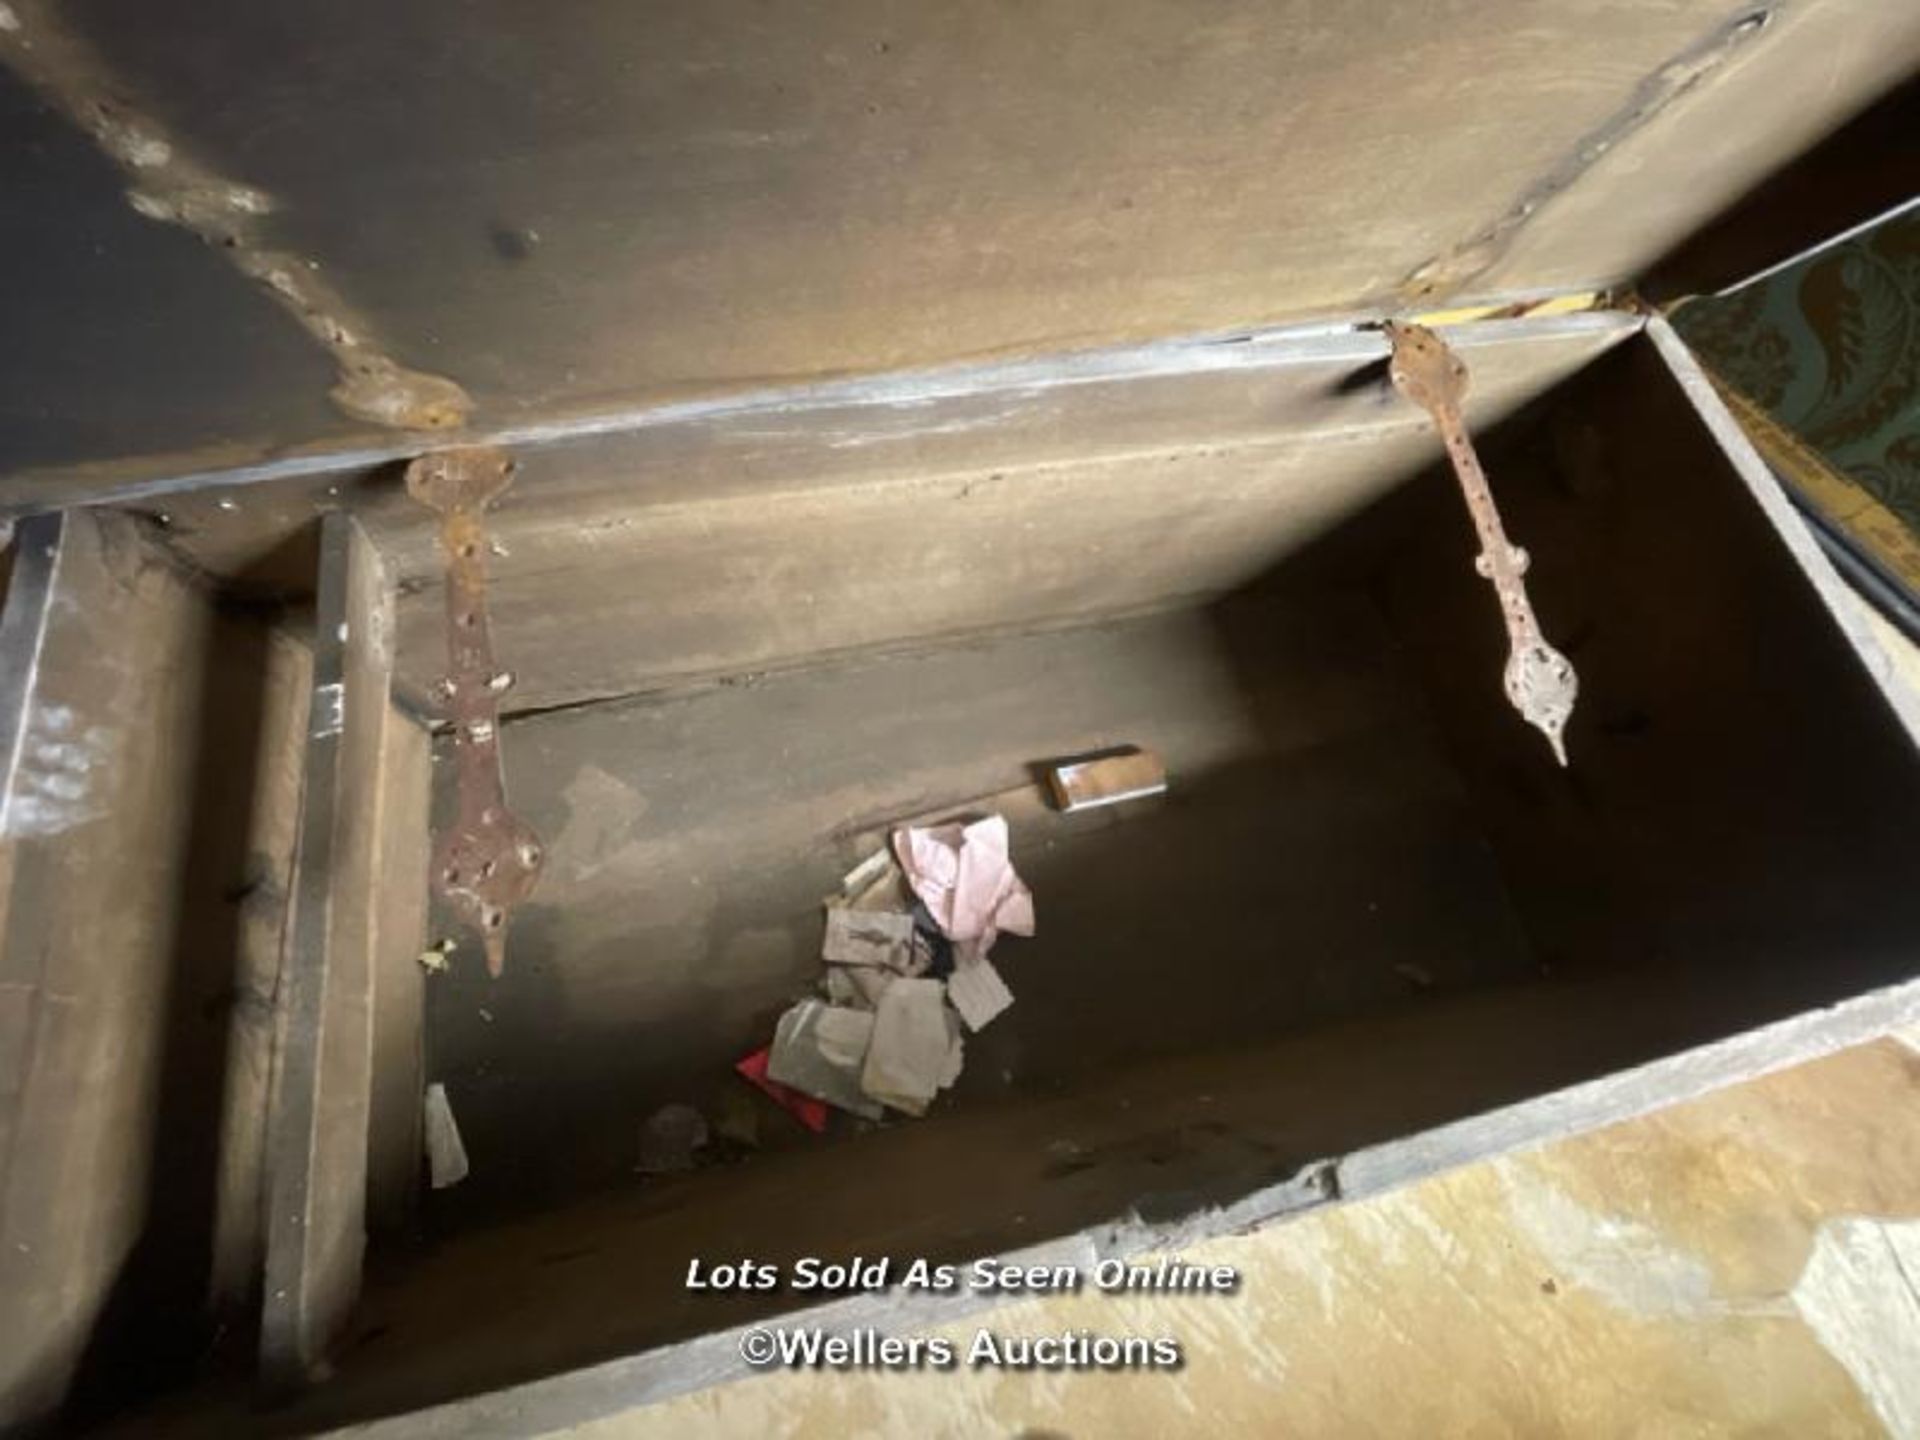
0,1,472,431
738,815,1034,1127
417,938,456,974
637,1103,711,1176
711,1087,761,1151
487,222,541,262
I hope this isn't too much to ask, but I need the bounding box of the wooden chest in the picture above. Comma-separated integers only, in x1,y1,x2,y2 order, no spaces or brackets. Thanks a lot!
0,2,1917,1432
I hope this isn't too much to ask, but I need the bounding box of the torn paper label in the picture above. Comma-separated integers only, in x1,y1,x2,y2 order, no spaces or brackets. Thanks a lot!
767,1000,884,1119
424,1083,469,1189
826,963,895,1011
825,966,861,1009
861,978,963,1116
822,905,915,969
947,956,1014,1031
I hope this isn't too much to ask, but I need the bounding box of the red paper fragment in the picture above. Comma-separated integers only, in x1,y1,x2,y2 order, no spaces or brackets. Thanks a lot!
735,1045,829,1133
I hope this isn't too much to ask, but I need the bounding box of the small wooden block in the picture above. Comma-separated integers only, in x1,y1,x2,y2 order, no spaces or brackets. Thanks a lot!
1045,746,1167,812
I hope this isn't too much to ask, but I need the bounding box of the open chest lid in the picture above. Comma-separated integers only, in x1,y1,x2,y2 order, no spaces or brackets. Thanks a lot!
0,0,1915,504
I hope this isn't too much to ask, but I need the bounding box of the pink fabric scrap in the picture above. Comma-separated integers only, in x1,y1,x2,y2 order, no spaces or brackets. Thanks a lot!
891,814,1035,961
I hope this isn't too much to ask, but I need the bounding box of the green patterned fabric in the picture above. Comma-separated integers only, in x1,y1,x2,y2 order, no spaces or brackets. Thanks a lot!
1674,209,1920,539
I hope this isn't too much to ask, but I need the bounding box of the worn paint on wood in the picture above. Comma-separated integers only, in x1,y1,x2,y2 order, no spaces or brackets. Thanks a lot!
367,315,1631,713
547,1039,1920,1440
0,513,214,1429
262,515,432,1384
1,1,1915,488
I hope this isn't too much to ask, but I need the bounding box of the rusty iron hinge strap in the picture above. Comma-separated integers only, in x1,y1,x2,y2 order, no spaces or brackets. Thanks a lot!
1385,321,1578,765
406,446,543,976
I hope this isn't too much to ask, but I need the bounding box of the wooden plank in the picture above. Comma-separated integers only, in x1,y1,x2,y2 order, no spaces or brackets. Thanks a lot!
364,314,1632,713
261,514,430,1384
0,512,214,1430
365,715,431,1238
208,627,314,1317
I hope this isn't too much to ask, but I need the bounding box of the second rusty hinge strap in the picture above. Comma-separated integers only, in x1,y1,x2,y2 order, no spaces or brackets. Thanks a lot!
1386,321,1579,765
407,446,543,976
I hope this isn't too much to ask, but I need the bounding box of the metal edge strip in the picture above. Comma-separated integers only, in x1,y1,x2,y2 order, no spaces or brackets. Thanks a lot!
1644,314,1920,753
0,311,1641,517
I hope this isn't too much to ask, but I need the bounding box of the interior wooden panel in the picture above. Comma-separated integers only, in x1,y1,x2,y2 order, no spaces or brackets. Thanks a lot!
1,1,1912,491
365,726,433,1241
368,317,1631,713
1374,338,1920,982
0,514,309,1430
262,517,433,1386
0,63,353,489
208,627,313,1319
0,513,210,1428
1643,74,1920,304
425,596,1530,1222
1474,0,1920,302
